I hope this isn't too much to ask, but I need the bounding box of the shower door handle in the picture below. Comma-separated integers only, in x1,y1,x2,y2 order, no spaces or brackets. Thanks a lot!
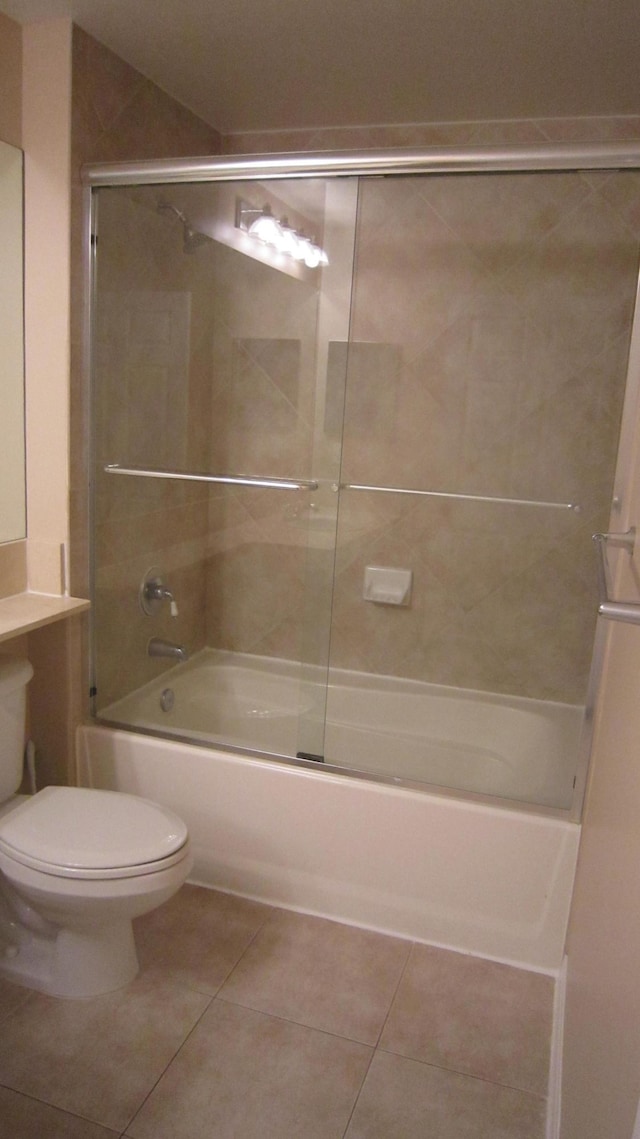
592,530,640,625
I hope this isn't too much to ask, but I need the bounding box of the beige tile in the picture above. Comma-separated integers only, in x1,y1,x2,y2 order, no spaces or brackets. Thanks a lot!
0,972,210,1132
134,883,273,994
218,909,410,1044
126,998,371,1139
380,944,553,1095
345,1050,546,1139
0,1086,119,1139
0,976,33,1022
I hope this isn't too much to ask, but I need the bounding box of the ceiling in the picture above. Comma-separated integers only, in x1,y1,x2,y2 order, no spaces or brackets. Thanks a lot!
2,0,639,135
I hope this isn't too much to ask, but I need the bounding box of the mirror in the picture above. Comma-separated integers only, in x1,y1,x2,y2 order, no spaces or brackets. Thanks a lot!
0,139,25,544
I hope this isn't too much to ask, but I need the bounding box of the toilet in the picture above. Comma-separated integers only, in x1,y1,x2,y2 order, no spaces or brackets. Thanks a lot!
0,657,192,998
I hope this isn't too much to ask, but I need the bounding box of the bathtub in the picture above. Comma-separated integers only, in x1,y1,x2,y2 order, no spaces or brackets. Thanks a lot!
80,651,582,973
98,649,584,809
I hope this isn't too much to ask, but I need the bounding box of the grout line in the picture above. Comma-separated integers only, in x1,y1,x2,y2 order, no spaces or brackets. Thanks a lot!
0,1083,122,1136
120,989,216,1134
210,903,278,996
375,1045,550,1100
337,941,416,1138
339,1044,377,1139
123,897,279,1132
371,938,415,1049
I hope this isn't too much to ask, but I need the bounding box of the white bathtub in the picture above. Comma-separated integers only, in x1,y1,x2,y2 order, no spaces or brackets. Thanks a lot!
81,652,583,973
99,649,584,809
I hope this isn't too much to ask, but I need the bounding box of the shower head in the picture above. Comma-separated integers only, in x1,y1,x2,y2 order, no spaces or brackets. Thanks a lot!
182,225,210,254
157,199,209,254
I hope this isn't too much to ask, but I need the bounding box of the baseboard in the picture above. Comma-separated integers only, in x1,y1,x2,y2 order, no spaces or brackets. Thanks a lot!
546,954,567,1139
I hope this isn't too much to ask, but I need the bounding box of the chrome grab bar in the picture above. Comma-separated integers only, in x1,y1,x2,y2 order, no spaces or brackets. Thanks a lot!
592,528,640,625
340,483,582,512
104,464,318,491
105,466,579,507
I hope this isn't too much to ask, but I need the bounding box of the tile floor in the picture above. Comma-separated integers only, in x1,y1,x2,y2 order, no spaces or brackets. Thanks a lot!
0,884,553,1138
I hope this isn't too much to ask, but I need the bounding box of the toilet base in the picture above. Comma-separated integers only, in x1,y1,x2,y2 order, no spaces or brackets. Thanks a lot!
0,917,139,998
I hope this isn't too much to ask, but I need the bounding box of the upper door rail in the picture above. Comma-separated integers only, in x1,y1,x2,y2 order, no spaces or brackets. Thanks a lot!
82,141,640,187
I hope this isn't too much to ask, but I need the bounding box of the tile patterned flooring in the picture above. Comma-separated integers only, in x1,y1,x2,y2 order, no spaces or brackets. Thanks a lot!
0,884,552,1138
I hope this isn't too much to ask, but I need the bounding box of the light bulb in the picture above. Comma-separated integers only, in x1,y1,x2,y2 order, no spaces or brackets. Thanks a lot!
294,234,312,262
303,242,323,269
248,207,283,247
278,220,302,258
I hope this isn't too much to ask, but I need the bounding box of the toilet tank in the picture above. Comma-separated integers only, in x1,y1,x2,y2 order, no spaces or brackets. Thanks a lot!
0,658,33,801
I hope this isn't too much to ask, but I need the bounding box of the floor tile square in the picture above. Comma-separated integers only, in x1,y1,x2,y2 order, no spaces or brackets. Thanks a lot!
0,1086,119,1139
345,1050,546,1139
126,998,372,1139
218,908,411,1043
379,944,553,1094
134,883,272,994
0,975,33,1022
0,971,210,1132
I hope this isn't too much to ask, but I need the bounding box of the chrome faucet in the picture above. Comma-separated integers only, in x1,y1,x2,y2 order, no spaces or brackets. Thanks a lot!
147,637,189,663
140,569,179,617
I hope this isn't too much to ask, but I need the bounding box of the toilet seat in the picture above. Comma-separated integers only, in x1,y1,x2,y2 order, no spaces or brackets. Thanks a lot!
0,786,190,880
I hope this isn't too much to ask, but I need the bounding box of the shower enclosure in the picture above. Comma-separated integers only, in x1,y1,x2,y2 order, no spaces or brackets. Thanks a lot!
87,145,640,817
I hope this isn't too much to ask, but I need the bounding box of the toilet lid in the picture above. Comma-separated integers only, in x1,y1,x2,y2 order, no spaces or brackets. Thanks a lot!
0,786,188,872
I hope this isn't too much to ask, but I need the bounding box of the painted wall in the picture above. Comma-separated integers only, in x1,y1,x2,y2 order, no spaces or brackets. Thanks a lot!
0,11,26,597
23,19,72,596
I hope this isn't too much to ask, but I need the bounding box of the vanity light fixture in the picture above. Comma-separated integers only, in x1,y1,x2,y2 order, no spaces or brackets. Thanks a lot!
235,198,329,269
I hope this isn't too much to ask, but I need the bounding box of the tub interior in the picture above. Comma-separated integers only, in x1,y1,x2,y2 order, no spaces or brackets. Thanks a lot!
100,649,583,809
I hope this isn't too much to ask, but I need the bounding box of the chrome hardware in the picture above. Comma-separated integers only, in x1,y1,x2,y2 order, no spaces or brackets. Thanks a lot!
83,142,640,190
147,637,189,663
105,464,318,491
342,483,581,512
592,529,640,625
140,567,178,617
160,688,175,712
594,528,636,553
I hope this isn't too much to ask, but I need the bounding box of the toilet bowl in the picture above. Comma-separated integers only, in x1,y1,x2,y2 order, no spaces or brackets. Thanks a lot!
0,657,192,997
0,785,193,998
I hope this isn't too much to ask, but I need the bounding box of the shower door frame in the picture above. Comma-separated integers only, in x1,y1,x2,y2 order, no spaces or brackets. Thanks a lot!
83,140,640,823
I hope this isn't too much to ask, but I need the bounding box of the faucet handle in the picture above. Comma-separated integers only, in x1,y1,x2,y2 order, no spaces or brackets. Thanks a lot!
140,567,179,618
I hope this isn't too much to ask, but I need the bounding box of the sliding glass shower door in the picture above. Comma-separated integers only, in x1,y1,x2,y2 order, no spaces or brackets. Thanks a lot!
324,170,639,804
89,155,640,811
91,176,358,761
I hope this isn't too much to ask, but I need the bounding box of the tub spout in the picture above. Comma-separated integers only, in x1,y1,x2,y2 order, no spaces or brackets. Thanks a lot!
147,637,189,663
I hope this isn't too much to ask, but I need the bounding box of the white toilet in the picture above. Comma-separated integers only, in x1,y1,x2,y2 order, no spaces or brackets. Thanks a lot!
0,657,193,998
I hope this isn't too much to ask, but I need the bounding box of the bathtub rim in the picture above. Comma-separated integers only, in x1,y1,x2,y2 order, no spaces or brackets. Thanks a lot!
93,648,584,820
90,710,574,822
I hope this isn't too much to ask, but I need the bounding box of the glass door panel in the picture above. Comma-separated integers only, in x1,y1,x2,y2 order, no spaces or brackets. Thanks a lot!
91,176,358,761
325,169,640,807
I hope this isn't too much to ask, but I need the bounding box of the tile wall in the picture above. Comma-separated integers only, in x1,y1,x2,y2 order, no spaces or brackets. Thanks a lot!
89,106,640,714
194,162,640,705
328,170,639,700
69,28,221,711
93,188,216,707
204,232,323,662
